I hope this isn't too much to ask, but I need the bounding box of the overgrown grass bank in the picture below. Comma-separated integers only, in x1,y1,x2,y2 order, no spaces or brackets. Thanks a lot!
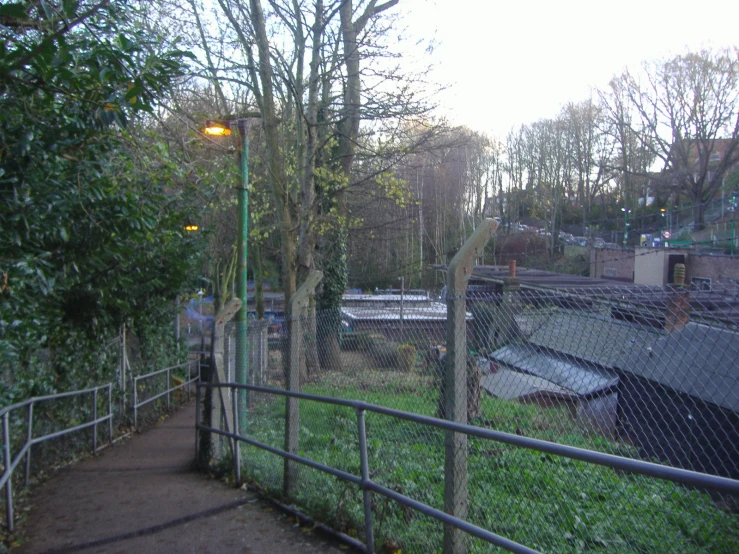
238,369,739,553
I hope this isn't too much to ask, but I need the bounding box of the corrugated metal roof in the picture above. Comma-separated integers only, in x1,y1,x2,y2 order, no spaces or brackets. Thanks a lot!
341,302,471,322
491,343,619,397
481,368,574,401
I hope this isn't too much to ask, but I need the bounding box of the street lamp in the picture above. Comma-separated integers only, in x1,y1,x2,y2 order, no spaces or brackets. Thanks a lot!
203,115,258,431
621,207,632,248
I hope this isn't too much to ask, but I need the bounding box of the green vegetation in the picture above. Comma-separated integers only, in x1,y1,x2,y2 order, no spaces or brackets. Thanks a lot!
239,371,739,553
1,2,198,405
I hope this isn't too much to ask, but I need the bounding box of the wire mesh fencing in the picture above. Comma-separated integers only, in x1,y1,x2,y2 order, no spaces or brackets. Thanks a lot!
205,283,739,553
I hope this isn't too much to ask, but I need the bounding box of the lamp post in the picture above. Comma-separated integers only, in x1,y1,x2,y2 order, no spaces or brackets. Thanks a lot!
204,116,258,432
621,207,631,248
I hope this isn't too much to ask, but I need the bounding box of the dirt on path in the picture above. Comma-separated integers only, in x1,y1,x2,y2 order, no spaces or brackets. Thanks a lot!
15,403,352,554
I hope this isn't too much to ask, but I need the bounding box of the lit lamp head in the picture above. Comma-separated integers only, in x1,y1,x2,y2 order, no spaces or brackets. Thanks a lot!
203,120,231,136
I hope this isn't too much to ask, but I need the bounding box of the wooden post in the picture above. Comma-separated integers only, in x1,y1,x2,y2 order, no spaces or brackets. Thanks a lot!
444,219,497,554
284,270,323,499
209,298,242,458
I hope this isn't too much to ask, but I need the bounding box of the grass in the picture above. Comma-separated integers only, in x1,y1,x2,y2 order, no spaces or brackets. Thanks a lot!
236,366,739,553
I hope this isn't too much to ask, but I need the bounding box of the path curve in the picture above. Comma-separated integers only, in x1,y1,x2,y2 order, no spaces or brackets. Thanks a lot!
15,403,350,554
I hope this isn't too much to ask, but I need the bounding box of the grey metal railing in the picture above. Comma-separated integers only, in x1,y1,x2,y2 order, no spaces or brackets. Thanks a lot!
2,351,203,532
0,384,113,532
133,359,200,429
196,381,739,554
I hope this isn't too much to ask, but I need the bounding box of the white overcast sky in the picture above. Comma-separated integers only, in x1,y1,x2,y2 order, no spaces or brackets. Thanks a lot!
398,0,739,139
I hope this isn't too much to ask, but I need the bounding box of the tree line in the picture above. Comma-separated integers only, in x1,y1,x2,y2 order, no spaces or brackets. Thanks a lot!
3,0,739,387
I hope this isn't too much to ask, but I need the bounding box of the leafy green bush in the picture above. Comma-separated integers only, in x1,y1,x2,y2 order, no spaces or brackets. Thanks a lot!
340,331,376,351
396,343,416,372
368,336,399,368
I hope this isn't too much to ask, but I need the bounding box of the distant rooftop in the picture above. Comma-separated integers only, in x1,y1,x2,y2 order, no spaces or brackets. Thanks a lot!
342,301,470,322
343,293,431,302
433,264,644,291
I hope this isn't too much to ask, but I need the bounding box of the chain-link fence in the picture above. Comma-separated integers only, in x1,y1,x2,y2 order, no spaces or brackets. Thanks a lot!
203,280,739,553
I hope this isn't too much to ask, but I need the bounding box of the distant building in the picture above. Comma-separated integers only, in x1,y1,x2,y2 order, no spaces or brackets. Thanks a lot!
341,293,469,342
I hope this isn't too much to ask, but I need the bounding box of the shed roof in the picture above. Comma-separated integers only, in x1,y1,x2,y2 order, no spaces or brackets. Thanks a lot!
521,310,659,368
481,368,574,401
490,343,619,397
341,302,470,322
617,322,739,412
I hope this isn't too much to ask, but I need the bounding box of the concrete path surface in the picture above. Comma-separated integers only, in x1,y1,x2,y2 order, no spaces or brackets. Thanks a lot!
15,403,350,554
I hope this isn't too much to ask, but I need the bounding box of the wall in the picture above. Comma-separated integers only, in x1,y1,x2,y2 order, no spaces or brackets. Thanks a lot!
617,372,739,480
686,253,739,285
589,248,635,282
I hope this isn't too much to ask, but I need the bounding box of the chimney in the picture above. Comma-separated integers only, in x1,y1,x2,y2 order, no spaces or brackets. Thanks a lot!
664,263,690,334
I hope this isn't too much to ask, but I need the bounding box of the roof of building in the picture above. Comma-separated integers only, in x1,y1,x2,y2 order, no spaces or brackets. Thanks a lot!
520,310,659,368
343,293,432,303
433,264,645,291
490,343,619,397
341,301,471,322
617,322,739,412
481,368,574,401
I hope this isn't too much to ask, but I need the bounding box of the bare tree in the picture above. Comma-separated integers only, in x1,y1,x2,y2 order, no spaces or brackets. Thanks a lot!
605,49,739,229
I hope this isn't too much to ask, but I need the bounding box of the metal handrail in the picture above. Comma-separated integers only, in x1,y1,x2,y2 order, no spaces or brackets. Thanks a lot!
133,360,200,429
196,382,739,554
1,384,113,532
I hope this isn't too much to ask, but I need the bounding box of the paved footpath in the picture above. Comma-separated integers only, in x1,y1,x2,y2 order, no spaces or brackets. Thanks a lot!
16,403,349,554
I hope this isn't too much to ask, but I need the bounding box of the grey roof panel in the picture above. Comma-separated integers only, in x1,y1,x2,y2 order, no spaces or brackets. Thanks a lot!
617,322,739,412
481,369,573,401
522,311,658,368
491,344,619,396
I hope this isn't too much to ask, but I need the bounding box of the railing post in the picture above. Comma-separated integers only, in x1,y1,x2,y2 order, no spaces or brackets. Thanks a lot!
444,219,497,554
166,368,171,410
24,403,33,486
356,408,375,553
195,384,201,462
284,270,323,499
3,412,14,532
92,388,98,455
108,384,113,446
187,360,192,401
133,377,138,431
233,387,241,485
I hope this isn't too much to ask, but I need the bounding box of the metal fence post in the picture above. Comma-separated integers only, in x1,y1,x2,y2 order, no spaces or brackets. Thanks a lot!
3,412,13,532
195,384,201,461
166,367,171,410
284,270,323,499
24,403,33,485
444,219,497,554
108,384,113,446
92,388,98,455
133,377,138,431
233,388,241,485
356,408,375,553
